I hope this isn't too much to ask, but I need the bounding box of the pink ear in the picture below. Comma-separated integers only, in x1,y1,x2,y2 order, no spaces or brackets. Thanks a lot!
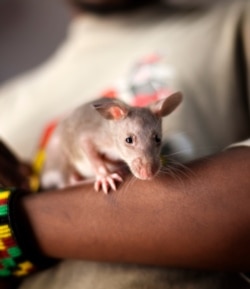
149,92,183,117
93,99,128,120
108,106,127,120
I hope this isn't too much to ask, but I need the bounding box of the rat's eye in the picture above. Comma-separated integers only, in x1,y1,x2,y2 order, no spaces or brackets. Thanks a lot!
125,136,133,144
154,134,161,144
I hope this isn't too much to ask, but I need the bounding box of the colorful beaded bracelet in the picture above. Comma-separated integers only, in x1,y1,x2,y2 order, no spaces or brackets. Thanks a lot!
0,188,36,277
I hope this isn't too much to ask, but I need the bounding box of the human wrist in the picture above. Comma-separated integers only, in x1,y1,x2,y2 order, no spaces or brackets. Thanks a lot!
0,187,57,279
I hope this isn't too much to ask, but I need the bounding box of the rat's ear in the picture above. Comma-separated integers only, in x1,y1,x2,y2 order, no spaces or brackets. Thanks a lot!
149,91,183,117
92,99,129,120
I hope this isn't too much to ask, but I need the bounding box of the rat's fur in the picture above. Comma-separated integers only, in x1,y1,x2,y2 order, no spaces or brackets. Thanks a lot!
41,92,182,193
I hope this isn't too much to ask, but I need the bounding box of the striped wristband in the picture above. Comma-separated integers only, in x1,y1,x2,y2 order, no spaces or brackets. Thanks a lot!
0,188,36,277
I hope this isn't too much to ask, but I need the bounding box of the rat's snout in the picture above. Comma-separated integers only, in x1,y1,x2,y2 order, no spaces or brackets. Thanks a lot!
131,158,160,180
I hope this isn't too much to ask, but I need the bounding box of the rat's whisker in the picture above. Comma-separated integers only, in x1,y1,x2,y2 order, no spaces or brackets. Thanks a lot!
122,174,137,195
159,157,196,189
165,157,196,179
160,166,185,187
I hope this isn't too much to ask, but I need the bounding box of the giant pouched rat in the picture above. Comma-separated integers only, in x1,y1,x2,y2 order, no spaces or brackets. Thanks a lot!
41,92,182,193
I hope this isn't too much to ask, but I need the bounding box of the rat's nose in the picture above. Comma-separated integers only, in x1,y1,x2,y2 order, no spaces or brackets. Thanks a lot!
139,166,153,180
132,159,159,180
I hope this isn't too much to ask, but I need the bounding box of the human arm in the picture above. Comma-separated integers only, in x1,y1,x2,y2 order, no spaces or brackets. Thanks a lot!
18,145,250,271
0,142,34,288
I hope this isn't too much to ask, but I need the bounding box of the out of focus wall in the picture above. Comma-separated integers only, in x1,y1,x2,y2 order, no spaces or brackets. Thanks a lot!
0,0,70,84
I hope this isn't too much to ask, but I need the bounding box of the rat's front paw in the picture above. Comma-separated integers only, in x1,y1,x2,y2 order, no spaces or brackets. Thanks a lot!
94,173,123,194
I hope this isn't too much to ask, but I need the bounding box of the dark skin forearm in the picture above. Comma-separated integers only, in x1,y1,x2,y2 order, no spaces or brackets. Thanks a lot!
21,146,250,271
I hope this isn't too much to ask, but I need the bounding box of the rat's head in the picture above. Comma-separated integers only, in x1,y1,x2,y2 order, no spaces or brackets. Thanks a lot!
93,92,182,180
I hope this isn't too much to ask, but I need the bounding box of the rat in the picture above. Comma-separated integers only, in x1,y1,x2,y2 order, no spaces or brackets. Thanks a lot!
40,92,182,193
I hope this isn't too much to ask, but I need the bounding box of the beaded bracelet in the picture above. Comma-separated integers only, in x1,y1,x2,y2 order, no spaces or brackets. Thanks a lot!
0,187,36,277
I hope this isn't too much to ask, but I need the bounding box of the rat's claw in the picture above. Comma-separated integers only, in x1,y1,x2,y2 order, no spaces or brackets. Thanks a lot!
111,173,123,183
94,173,123,194
94,180,101,192
94,177,110,194
102,181,109,194
106,176,117,191
107,173,123,191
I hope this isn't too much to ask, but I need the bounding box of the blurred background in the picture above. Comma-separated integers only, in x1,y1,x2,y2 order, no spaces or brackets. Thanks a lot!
0,0,70,84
